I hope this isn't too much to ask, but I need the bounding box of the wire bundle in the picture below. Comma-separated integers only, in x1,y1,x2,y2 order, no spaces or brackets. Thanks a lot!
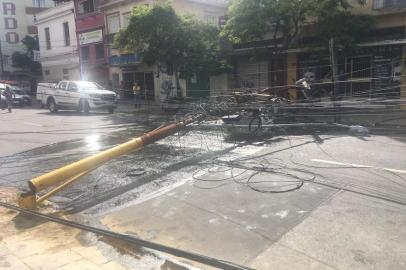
192,155,315,193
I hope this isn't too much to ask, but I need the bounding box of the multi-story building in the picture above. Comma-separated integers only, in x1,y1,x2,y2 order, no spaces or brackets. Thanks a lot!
73,0,109,86
36,0,80,81
99,0,227,101
223,0,406,101
0,0,54,80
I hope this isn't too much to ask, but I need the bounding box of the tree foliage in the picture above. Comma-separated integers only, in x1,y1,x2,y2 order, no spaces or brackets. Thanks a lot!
315,1,375,49
11,35,42,76
222,0,375,51
115,4,227,96
222,0,311,49
21,35,40,52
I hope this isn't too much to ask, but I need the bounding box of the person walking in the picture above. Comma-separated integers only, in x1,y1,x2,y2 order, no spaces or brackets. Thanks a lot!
2,86,14,113
132,81,141,109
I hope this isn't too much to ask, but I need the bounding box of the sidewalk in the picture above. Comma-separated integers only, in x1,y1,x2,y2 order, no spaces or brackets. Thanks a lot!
116,99,164,114
0,188,132,270
0,187,187,270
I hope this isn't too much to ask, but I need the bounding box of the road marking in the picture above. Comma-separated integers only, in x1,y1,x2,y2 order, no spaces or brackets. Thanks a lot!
311,159,406,174
23,122,44,127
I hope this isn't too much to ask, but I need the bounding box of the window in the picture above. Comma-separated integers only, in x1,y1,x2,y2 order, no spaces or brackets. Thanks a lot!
2,55,9,66
59,82,67,89
63,68,69,75
107,13,120,34
67,82,77,91
63,22,70,46
373,0,384,9
78,0,95,15
219,15,228,29
122,13,131,28
373,0,406,9
81,46,89,62
32,0,46,8
345,56,372,79
205,14,218,26
95,43,104,59
45,27,51,50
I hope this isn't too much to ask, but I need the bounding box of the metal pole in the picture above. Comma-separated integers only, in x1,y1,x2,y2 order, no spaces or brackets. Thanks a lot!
329,38,337,101
329,38,338,121
23,114,204,209
0,39,4,79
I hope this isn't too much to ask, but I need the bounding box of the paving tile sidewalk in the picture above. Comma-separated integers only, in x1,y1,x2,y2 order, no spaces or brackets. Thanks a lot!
0,187,137,270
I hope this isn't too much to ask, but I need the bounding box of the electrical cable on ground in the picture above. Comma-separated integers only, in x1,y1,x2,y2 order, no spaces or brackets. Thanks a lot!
0,201,254,270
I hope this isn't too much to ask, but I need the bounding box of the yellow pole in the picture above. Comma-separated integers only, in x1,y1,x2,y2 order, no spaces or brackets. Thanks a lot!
28,115,202,194
29,137,144,193
36,170,91,204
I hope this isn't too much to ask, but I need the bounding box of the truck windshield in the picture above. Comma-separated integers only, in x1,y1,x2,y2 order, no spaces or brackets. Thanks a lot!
76,81,103,90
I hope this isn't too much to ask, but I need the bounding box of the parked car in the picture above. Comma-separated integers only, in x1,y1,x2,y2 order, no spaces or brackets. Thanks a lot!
37,80,117,114
0,84,6,108
10,87,32,107
0,84,32,107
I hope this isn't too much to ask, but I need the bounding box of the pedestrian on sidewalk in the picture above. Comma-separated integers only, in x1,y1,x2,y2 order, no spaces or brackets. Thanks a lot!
2,86,14,113
133,81,141,109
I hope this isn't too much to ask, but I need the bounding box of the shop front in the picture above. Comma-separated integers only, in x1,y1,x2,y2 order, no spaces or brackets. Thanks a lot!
108,54,155,100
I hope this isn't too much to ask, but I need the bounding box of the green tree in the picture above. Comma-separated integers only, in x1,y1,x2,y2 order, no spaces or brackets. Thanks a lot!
11,35,42,76
222,0,311,51
315,1,375,50
115,4,227,97
22,35,40,52
222,0,375,51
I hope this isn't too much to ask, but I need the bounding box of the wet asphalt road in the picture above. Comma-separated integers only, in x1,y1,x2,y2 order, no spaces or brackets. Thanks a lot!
0,108,237,213
1,108,406,269
1,108,406,216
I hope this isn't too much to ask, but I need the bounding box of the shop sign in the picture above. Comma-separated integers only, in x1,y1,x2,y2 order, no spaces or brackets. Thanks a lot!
79,29,103,45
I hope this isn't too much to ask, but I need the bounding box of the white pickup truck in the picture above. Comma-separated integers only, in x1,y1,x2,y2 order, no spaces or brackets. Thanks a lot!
37,81,117,114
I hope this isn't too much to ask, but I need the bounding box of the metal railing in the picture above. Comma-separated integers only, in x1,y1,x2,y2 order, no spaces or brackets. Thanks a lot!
373,0,406,9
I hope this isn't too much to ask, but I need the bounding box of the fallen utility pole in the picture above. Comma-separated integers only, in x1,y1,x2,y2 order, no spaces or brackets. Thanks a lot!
19,114,204,209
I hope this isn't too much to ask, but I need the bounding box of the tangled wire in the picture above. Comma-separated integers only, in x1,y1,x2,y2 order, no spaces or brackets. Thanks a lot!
192,155,316,193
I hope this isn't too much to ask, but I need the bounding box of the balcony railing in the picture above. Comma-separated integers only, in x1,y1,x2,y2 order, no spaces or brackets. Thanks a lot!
373,0,406,9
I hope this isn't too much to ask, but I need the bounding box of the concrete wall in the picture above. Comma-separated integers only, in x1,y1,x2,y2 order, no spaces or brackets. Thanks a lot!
36,1,80,82
210,73,229,96
42,64,81,82
36,2,77,59
171,0,227,24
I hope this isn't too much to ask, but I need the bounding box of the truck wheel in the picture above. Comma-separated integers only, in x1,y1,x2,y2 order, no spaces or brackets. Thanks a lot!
48,98,58,113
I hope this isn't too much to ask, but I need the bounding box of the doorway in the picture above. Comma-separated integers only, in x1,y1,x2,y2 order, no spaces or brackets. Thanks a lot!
123,71,155,100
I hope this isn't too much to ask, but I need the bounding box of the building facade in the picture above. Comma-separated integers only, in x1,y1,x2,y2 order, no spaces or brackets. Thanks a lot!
73,0,109,86
218,0,406,101
36,0,80,82
99,0,227,101
0,0,54,79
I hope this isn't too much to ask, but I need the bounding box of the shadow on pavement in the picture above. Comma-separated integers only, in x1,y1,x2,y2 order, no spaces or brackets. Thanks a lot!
12,212,47,230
